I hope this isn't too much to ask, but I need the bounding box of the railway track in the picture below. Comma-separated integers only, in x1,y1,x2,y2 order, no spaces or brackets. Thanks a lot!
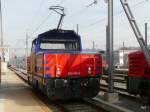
52,99,107,112
101,68,128,92
100,68,143,103
11,66,144,111
9,66,108,112
100,83,139,102
102,69,128,84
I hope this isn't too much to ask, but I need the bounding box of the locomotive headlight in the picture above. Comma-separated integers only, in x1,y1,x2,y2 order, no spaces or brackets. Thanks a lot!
56,67,61,77
88,67,92,75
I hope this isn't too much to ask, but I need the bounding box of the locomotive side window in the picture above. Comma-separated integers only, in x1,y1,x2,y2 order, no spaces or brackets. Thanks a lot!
65,42,80,50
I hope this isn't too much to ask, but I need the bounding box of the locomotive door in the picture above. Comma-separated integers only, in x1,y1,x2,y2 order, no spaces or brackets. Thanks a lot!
30,42,36,82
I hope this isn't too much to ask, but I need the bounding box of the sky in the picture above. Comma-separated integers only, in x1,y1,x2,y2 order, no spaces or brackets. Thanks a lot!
1,0,150,56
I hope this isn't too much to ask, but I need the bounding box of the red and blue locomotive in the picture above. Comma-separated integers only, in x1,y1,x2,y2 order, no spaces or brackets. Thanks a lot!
27,29,102,100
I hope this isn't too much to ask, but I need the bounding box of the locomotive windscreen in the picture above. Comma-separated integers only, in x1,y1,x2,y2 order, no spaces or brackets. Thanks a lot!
40,40,80,51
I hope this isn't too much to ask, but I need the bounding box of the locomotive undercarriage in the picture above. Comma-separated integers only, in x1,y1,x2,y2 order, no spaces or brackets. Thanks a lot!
45,77,100,100
128,76,150,96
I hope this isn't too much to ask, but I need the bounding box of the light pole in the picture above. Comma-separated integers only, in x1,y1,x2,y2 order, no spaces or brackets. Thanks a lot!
0,0,3,46
123,41,125,67
105,0,118,102
26,32,29,71
0,0,4,62
0,0,2,83
145,23,148,46
107,0,114,93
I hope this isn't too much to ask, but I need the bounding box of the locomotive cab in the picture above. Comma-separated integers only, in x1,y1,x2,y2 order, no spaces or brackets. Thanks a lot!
32,29,82,52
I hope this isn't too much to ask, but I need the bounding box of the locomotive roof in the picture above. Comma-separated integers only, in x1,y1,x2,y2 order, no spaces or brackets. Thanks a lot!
33,29,80,43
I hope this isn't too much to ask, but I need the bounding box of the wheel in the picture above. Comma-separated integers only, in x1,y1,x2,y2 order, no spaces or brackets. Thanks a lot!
46,81,55,100
35,80,39,91
27,76,30,85
32,79,39,91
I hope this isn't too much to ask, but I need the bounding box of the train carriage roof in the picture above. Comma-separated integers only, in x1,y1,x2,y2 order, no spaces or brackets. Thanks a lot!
33,29,81,43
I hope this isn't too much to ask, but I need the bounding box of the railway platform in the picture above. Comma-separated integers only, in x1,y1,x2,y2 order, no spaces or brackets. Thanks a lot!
0,68,109,112
0,69,53,112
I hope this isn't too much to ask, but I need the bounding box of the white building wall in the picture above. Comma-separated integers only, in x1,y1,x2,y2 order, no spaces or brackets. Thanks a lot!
119,49,137,67
0,47,10,62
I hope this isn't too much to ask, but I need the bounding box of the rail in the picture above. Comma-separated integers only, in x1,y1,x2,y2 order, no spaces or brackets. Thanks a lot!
9,66,108,112
11,66,139,101
101,69,142,102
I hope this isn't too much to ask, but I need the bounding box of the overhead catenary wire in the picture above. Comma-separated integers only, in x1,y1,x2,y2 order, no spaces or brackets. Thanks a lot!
77,0,149,49
84,0,149,28
30,0,67,37
27,0,46,31
67,0,99,21
34,0,46,16
31,13,52,37
56,0,66,6
86,0,98,8
29,0,148,38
